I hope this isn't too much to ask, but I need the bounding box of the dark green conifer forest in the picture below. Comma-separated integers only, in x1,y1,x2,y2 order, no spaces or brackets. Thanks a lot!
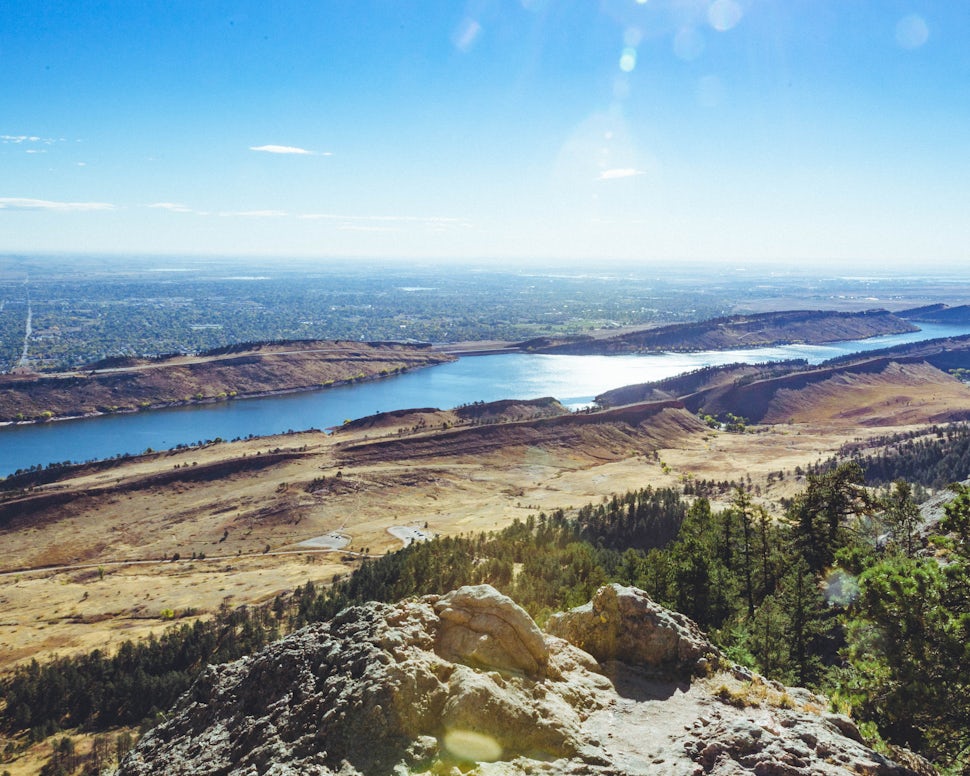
3,464,969,773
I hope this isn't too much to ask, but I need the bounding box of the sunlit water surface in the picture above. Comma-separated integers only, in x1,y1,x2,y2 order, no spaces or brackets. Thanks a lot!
1,323,967,476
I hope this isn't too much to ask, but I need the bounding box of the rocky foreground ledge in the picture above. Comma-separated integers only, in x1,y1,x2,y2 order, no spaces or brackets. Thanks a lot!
119,584,928,776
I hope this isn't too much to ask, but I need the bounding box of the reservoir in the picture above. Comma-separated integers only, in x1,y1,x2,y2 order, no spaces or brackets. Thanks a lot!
2,323,968,477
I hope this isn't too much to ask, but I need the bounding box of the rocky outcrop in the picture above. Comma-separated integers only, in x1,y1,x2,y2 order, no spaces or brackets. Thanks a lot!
681,709,923,776
545,583,717,674
118,585,926,776
434,585,549,677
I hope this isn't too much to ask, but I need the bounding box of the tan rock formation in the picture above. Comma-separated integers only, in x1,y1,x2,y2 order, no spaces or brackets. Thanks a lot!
545,583,718,673
118,585,926,776
434,584,549,677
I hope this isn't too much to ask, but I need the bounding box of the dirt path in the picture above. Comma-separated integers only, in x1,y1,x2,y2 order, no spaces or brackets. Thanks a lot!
583,670,707,775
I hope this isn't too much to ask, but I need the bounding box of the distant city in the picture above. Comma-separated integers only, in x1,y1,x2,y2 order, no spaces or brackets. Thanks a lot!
4,254,970,373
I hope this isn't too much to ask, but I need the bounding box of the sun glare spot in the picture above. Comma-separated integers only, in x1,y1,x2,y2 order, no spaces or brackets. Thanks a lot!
443,729,502,762
823,568,858,606
619,47,638,72
673,27,705,61
895,14,929,49
624,27,642,47
453,18,482,52
707,0,742,32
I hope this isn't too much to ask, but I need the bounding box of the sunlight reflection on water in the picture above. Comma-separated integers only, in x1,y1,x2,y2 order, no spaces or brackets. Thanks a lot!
1,323,967,476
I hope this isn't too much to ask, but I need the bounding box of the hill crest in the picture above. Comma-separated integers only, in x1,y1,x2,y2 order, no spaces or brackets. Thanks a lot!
518,309,916,355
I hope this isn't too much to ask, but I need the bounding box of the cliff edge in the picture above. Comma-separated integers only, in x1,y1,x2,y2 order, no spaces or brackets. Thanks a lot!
119,584,928,775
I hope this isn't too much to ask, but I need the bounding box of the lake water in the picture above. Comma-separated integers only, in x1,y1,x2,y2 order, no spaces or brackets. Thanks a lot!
2,323,968,477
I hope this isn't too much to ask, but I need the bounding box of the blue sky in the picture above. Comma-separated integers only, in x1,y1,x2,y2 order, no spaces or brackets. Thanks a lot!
1,1,968,265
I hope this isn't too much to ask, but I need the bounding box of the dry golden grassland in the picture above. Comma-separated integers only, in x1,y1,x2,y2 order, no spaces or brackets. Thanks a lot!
3,360,970,674
0,340,454,422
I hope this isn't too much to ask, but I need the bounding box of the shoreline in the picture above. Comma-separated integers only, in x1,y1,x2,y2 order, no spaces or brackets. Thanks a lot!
0,311,936,425
0,324,946,429
0,360,442,428
0,321,961,430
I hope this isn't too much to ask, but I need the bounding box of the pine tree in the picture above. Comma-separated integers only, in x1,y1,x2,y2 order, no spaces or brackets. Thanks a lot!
880,479,922,557
790,462,871,572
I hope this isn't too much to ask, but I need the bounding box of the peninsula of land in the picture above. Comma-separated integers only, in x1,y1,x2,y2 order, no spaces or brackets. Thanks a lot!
0,340,455,423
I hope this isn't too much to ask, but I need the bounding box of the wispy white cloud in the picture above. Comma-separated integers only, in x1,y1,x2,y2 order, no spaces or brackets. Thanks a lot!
148,202,195,213
300,213,468,226
0,197,115,212
597,168,645,181
249,144,330,156
218,209,289,218
1,135,65,146
142,202,468,229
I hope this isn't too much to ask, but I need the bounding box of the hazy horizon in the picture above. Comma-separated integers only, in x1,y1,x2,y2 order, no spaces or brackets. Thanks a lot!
4,251,969,277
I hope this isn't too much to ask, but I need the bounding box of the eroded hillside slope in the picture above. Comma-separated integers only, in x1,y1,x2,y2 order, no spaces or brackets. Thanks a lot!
519,309,916,355
0,340,453,422
598,336,970,427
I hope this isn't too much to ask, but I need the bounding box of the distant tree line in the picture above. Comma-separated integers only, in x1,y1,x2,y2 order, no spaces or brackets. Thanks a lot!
815,422,970,491
2,605,278,744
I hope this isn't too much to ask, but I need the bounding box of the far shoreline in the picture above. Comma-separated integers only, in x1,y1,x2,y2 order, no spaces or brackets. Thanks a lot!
0,308,956,431
0,364,433,429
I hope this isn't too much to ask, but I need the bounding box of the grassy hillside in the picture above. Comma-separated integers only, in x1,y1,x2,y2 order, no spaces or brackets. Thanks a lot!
0,340,454,422
519,309,916,355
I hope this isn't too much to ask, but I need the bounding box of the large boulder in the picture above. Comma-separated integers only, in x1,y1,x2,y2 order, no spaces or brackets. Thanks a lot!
118,585,925,776
545,583,718,673
118,588,611,776
433,584,549,677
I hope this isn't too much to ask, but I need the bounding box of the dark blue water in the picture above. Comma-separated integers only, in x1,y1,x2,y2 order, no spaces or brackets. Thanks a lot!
2,323,967,477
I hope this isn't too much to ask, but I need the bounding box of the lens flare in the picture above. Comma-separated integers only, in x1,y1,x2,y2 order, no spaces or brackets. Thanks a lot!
823,568,859,606
673,27,705,61
619,47,638,72
895,14,929,49
453,18,482,52
443,729,503,762
707,0,742,32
